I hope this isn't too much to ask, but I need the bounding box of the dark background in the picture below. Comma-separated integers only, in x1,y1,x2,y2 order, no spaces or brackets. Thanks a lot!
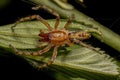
0,0,120,79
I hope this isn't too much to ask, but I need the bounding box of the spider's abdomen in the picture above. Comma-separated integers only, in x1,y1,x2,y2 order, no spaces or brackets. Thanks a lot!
69,31,91,41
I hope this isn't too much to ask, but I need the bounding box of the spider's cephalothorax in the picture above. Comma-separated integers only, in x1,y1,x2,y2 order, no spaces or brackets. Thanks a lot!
39,30,69,45
10,5,99,69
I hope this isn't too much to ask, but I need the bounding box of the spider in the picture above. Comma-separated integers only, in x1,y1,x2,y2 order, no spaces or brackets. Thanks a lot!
10,5,101,69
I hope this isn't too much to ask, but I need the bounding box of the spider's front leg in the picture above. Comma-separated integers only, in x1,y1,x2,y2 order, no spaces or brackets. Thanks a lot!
9,43,52,56
32,5,60,29
38,45,59,69
11,14,53,31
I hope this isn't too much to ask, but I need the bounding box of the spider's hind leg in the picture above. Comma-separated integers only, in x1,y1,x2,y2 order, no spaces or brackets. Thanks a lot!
78,41,101,53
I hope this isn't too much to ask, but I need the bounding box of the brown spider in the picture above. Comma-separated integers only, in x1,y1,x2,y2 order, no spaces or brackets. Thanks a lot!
10,5,100,69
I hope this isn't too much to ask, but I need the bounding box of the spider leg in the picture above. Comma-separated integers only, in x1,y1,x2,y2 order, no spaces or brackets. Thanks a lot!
54,13,60,29
38,42,48,48
63,14,74,29
9,43,52,56
38,45,59,69
66,39,74,47
78,41,101,53
11,15,53,31
36,15,53,31
32,5,60,29
40,29,44,34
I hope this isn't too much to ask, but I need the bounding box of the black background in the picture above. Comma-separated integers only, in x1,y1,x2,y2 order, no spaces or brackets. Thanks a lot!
0,0,120,79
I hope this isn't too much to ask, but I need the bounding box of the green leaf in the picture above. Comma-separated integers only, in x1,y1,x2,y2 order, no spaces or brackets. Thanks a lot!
0,20,119,80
